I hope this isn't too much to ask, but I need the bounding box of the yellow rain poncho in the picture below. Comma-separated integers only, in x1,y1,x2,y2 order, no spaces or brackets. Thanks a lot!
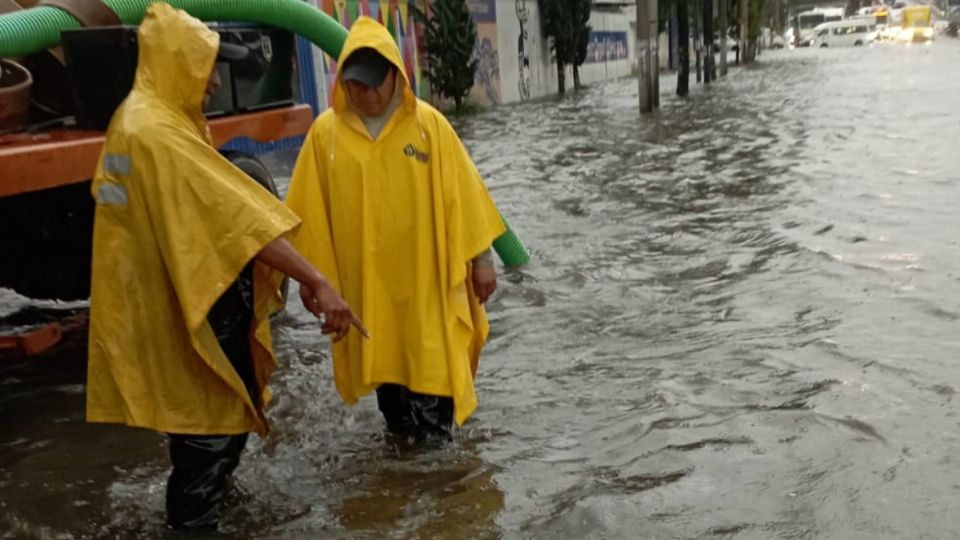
286,17,505,426
86,3,299,436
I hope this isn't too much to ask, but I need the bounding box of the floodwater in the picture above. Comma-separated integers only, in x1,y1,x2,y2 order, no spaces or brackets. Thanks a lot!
4,40,960,539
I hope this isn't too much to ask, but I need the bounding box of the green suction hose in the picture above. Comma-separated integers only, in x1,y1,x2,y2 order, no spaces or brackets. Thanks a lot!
0,0,530,266
0,0,347,59
492,215,531,267
0,6,77,59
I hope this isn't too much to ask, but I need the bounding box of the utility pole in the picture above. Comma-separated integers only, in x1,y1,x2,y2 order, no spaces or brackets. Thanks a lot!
637,0,660,112
719,0,728,76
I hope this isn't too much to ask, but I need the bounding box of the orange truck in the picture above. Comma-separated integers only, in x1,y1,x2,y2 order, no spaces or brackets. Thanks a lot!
0,0,343,354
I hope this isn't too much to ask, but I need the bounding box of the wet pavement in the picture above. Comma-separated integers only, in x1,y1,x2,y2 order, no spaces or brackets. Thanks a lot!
4,40,960,539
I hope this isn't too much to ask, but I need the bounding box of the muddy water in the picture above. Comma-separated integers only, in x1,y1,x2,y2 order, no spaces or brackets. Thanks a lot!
3,41,960,539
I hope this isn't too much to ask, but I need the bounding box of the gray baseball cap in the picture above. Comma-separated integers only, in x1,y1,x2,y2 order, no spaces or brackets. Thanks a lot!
342,47,392,87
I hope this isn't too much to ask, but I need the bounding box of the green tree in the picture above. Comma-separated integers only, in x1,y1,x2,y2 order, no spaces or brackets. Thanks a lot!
570,0,592,90
734,0,765,62
415,0,478,112
658,0,674,33
538,0,574,94
746,0,765,61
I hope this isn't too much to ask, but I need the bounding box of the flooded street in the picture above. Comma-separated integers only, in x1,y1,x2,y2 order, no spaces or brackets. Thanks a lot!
5,41,960,538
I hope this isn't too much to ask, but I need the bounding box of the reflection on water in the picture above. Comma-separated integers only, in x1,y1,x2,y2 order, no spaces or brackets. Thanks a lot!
4,41,960,538
337,453,503,539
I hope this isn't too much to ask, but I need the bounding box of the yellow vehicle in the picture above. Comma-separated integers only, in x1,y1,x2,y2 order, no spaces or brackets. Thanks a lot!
899,5,934,43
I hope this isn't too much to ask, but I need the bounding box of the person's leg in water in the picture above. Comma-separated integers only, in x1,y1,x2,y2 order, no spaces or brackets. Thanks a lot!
165,264,257,530
376,383,415,437
166,433,249,530
377,383,454,446
407,391,454,446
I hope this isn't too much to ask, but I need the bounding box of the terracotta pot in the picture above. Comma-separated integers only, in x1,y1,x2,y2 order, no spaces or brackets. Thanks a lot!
0,59,32,131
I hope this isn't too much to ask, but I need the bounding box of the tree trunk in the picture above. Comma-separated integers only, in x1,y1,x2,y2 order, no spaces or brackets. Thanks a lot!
703,0,714,83
695,43,702,83
694,0,702,83
739,0,749,63
557,60,566,95
751,0,768,62
454,95,462,113
573,65,582,90
719,0,728,76
677,0,690,96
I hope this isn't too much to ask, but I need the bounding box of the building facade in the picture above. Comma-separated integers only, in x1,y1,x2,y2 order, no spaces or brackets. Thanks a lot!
303,0,639,109
474,0,636,105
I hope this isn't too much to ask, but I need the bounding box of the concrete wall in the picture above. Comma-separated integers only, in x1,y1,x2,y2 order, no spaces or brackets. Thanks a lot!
467,0,637,106
494,0,552,103
574,10,635,90
466,0,504,105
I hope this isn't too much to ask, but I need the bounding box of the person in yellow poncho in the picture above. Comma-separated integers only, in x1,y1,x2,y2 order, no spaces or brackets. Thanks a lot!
286,17,505,446
85,3,365,531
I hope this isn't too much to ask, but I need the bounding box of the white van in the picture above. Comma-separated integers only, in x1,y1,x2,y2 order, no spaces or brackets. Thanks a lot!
811,20,875,47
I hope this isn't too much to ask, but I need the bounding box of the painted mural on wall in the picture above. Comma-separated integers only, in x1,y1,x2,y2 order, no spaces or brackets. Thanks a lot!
585,31,629,64
466,0,501,105
515,0,531,101
317,0,428,105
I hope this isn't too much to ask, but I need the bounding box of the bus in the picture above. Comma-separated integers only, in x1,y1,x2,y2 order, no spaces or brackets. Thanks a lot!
793,7,845,46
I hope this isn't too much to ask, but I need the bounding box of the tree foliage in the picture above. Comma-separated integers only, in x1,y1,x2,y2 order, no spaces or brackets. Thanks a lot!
571,0,593,66
539,0,593,93
571,0,592,89
415,0,478,112
539,0,572,59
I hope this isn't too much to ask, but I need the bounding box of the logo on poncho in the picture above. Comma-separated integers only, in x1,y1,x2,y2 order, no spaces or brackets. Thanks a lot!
403,144,429,163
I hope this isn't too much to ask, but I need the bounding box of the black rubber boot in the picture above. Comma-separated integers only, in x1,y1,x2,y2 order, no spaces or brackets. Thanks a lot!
377,384,454,446
166,433,249,531
376,383,416,436
408,392,454,447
